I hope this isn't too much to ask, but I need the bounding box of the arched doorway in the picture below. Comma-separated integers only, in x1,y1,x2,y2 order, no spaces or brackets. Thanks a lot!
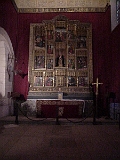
0,27,14,117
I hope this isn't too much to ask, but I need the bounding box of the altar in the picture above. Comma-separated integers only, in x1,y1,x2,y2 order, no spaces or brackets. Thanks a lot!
36,99,85,118
26,15,94,118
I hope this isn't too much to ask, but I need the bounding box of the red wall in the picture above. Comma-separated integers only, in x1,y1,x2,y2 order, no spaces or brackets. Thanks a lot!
1,1,118,113
0,0,18,54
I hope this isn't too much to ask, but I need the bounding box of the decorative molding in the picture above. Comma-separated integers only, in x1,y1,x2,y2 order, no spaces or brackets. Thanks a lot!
13,0,110,13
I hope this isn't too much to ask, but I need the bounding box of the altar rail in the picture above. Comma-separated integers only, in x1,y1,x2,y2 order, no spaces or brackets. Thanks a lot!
36,99,85,118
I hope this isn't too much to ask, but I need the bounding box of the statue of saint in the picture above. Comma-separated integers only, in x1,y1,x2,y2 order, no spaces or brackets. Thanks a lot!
56,54,64,67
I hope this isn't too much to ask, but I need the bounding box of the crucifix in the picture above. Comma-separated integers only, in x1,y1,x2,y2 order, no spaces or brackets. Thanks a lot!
92,77,103,124
92,77,103,95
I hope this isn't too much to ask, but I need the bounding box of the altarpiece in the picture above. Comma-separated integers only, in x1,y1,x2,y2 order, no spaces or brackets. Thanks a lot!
28,15,93,101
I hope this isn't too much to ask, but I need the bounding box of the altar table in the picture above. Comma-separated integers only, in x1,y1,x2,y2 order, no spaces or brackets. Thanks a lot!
36,99,85,118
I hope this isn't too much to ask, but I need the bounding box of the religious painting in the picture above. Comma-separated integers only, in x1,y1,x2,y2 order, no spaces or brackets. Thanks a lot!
47,30,53,40
68,30,75,39
68,58,75,69
78,76,88,86
45,77,53,86
68,44,74,54
34,76,43,86
46,58,53,69
34,55,45,69
77,36,86,48
47,44,53,54
55,30,67,42
77,56,87,69
68,76,77,86
35,35,45,47
35,25,45,48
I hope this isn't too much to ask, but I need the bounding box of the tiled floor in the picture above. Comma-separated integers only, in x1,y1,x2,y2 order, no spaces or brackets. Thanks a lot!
0,116,120,160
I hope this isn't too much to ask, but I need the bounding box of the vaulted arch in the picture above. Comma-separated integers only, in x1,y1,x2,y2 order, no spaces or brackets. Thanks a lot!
0,27,14,117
